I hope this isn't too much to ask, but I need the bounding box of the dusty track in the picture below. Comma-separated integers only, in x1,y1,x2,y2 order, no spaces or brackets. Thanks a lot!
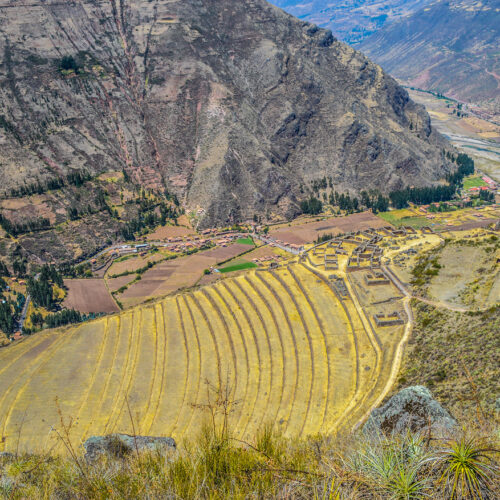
383,265,474,313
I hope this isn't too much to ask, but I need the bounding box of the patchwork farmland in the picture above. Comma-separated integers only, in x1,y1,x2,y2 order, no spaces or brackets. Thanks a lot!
0,258,407,454
3,222,494,457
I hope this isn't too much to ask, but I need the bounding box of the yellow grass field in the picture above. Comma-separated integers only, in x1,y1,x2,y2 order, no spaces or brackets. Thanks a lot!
0,262,407,455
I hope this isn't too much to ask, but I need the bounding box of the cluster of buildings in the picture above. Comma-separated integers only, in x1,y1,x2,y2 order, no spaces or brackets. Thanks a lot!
255,234,304,255
251,254,285,266
305,226,424,329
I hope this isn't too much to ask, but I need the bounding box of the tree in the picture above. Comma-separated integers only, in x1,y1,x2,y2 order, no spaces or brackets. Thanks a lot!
300,196,323,215
479,190,494,202
59,55,80,73
30,312,44,328
13,259,27,277
375,194,389,213
45,309,82,328
0,300,15,334
0,261,10,277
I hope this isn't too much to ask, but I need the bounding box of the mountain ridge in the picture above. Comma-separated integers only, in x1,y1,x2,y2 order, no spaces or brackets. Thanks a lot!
270,0,434,44
0,0,451,249
358,0,500,120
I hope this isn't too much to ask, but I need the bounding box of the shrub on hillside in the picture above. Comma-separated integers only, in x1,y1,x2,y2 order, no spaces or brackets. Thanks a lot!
59,55,80,73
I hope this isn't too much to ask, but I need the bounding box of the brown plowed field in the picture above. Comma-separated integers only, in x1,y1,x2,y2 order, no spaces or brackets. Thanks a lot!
146,225,195,240
201,243,251,259
443,219,498,232
119,244,252,307
107,253,166,276
269,212,387,245
107,275,136,292
63,279,119,313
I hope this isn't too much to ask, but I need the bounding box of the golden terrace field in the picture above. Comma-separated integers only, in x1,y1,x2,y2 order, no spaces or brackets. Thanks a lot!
0,262,407,455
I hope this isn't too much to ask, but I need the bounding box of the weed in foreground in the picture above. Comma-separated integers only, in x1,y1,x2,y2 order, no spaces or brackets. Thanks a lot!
0,387,498,499
434,434,499,499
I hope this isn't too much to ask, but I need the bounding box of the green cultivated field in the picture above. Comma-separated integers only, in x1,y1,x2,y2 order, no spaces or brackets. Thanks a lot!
463,176,488,189
236,237,255,245
218,261,257,273
378,212,430,229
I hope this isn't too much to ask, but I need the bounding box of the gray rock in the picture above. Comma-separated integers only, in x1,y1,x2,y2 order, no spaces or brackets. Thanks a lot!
364,386,457,435
83,434,176,462
0,452,14,460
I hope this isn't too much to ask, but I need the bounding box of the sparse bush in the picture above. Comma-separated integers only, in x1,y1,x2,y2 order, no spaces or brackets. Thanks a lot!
59,55,80,73
0,421,497,499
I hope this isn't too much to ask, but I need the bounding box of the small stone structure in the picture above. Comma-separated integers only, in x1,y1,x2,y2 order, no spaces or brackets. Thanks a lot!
332,277,350,299
364,271,390,286
347,256,361,271
313,246,326,256
373,311,405,326
324,253,338,270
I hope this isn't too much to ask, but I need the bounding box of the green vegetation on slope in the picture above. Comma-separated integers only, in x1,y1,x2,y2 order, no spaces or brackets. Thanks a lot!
396,302,500,417
378,211,430,228
463,176,488,190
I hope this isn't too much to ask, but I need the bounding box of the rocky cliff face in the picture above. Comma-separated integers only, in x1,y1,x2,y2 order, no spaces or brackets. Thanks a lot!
0,0,450,229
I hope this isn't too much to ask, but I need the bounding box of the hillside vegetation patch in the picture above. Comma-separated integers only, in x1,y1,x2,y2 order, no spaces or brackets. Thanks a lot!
396,302,499,417
412,235,499,308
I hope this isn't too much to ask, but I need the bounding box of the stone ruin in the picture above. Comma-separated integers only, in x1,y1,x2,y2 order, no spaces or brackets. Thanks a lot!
364,271,390,286
324,252,338,270
374,311,405,327
331,276,350,299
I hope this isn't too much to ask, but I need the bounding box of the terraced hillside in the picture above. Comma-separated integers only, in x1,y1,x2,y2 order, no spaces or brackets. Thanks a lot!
0,263,407,455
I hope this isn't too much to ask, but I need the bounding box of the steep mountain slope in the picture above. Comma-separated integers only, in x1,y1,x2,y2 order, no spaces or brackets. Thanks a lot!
0,0,450,240
271,0,433,44
359,0,500,120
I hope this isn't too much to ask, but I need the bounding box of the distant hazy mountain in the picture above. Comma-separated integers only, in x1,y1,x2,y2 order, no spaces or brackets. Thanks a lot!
358,0,500,119
270,0,433,44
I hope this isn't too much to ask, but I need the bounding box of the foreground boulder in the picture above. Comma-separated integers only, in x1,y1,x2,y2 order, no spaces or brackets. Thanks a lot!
364,386,457,435
83,434,176,462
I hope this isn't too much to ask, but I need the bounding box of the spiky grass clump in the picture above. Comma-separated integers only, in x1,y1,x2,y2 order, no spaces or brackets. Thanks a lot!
0,425,498,498
343,432,433,499
434,435,499,499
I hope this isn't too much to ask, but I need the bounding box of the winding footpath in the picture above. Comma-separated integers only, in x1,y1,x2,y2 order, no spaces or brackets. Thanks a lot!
383,265,480,313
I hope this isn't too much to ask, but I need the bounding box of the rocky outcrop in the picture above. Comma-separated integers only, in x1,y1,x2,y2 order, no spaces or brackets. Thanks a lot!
83,434,176,462
364,386,457,435
0,0,451,231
